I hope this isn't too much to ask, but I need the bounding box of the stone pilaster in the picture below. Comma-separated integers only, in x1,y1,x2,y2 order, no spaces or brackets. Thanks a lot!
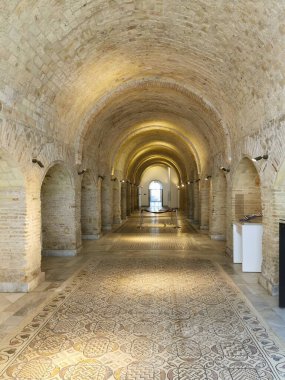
127,182,131,216
101,175,113,231
193,181,200,223
113,178,122,224
121,182,127,220
200,179,210,230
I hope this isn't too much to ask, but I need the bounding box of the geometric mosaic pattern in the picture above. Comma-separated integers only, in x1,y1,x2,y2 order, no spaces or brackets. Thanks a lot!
111,234,199,250
0,221,285,379
0,256,285,379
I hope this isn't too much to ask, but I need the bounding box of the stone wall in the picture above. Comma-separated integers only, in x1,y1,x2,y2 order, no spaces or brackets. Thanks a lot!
81,171,100,239
41,163,80,256
209,171,227,240
0,1,285,296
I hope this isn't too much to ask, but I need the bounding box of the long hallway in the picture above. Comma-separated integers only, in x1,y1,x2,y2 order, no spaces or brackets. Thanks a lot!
0,215,285,379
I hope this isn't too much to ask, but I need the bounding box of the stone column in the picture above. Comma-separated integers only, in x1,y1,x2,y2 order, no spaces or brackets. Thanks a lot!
113,179,121,224
134,186,139,210
209,172,227,240
127,182,131,216
200,179,210,230
187,184,194,220
131,184,135,212
81,173,101,240
183,186,187,213
193,181,200,223
121,182,127,220
101,175,113,231
94,178,102,238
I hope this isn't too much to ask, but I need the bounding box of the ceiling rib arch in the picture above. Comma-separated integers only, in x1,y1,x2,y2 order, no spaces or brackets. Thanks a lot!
79,78,232,167
113,127,199,177
132,157,183,185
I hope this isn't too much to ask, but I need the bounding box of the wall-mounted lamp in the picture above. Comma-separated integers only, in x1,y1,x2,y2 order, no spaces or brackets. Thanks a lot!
252,154,268,162
187,181,190,185
78,169,87,175
98,175,104,180
220,166,230,172
32,158,44,168
181,183,185,187
177,185,180,189
205,175,212,181
120,179,125,183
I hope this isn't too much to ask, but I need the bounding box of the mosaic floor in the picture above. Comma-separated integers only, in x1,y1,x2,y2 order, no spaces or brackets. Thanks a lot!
115,215,197,234
1,215,285,379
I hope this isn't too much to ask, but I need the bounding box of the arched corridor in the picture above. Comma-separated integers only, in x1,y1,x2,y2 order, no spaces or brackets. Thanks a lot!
1,0,285,377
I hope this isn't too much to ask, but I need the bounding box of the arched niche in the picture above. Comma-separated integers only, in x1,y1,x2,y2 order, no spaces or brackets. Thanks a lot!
232,158,261,222
81,171,101,239
41,164,80,256
210,171,227,240
0,150,42,291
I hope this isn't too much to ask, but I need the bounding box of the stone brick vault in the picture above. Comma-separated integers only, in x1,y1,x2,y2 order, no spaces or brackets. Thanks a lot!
0,0,285,376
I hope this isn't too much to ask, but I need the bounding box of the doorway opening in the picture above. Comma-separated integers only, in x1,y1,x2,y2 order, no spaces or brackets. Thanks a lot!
149,180,163,210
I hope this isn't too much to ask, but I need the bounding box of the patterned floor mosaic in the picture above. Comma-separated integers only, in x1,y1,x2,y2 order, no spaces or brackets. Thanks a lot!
111,234,200,251
115,215,197,234
1,248,285,379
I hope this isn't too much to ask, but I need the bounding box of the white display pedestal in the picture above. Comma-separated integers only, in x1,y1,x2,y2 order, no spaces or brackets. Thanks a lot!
233,222,263,272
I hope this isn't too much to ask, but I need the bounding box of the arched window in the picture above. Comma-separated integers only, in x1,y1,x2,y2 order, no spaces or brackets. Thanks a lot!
149,180,163,210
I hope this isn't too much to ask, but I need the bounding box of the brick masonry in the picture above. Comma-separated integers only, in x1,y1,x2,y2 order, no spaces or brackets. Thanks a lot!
0,1,284,294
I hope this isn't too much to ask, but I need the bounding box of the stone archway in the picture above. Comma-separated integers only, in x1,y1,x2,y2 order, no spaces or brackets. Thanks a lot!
210,171,227,240
41,164,80,256
232,158,261,222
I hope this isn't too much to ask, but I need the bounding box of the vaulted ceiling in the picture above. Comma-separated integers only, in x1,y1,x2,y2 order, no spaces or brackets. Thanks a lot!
1,1,284,177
